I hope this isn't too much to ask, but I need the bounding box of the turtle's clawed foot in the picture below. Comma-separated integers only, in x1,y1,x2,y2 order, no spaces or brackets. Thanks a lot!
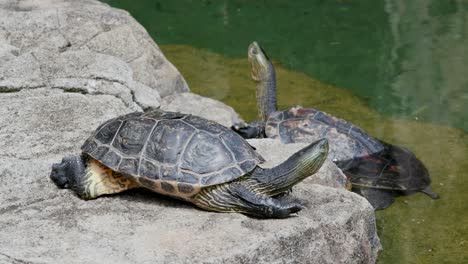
275,203,304,218
231,121,266,139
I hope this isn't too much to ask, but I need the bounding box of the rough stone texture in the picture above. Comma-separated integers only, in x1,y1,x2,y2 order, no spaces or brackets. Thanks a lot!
0,0,189,110
0,91,381,263
160,92,244,127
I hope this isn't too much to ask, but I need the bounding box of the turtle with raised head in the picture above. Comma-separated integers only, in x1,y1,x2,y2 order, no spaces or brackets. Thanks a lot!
50,110,329,218
233,41,439,210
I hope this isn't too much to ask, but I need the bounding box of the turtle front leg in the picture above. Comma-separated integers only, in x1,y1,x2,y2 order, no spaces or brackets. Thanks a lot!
50,156,138,199
192,182,303,218
232,121,266,139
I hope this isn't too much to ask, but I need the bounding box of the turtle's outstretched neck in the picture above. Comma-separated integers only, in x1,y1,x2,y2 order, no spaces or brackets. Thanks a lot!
247,138,329,196
256,67,277,121
249,41,278,121
231,41,278,138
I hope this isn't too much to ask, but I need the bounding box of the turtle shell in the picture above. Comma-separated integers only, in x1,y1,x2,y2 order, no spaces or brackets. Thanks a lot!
81,110,264,193
264,106,431,192
343,142,431,191
265,106,384,164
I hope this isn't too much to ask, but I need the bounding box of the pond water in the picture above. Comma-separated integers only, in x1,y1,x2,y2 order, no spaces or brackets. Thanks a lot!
103,1,468,263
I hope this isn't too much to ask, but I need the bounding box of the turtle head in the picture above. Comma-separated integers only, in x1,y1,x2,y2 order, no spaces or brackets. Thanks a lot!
248,41,274,82
50,155,86,189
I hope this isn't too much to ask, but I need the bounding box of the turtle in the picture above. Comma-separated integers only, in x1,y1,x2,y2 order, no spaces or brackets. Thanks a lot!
232,41,439,210
50,110,329,218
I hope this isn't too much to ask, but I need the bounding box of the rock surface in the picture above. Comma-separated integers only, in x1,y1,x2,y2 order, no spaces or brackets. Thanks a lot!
0,89,381,263
0,0,381,263
160,92,244,127
0,0,189,111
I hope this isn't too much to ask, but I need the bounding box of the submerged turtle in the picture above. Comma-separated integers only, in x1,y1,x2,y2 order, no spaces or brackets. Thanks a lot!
50,110,329,218
233,41,439,210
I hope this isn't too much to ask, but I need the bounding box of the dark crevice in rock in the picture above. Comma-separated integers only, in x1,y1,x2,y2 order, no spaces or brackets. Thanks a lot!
59,87,88,95
128,88,142,110
58,40,72,53
0,252,34,264
0,87,22,93
56,81,142,110
0,85,45,93
59,85,123,102
90,76,126,86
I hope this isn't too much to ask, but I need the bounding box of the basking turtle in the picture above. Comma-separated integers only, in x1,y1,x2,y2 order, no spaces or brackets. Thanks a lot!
233,41,439,210
50,110,329,218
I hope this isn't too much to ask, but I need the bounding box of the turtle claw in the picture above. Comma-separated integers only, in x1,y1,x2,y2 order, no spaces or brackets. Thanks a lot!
231,121,266,139
277,203,304,218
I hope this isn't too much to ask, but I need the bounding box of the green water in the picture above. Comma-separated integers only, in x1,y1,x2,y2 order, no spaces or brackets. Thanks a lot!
103,1,468,263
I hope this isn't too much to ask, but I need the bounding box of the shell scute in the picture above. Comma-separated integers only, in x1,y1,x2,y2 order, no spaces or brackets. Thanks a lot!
112,118,156,156
95,120,122,144
118,158,139,175
219,130,265,163
144,120,195,165
139,159,160,179
180,132,233,174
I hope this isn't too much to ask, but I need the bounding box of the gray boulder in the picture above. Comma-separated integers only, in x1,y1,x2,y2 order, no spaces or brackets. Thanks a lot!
0,89,381,264
160,92,244,127
0,0,189,110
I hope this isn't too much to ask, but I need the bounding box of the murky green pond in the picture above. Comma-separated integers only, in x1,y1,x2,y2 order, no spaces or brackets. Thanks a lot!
104,1,468,263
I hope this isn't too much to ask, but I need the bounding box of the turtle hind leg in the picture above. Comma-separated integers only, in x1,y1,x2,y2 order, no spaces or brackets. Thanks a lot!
353,187,396,210
192,182,303,218
420,187,440,199
51,156,138,199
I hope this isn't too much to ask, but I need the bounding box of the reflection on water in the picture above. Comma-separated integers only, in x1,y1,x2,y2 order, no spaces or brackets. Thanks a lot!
103,0,468,263
383,0,468,132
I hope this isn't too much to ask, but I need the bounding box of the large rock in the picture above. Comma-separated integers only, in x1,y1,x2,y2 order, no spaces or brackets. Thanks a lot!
0,90,381,263
160,92,244,127
0,0,189,109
